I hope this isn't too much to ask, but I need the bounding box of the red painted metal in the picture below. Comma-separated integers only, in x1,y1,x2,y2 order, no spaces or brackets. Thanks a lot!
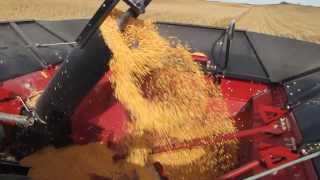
0,67,58,127
0,87,23,126
260,146,298,168
0,87,16,99
220,78,268,114
0,55,317,180
257,105,287,124
221,160,260,179
0,66,128,145
2,67,58,97
222,146,299,179
71,72,128,145
152,119,286,154
191,53,209,64
148,71,317,179
220,78,317,180
0,97,22,116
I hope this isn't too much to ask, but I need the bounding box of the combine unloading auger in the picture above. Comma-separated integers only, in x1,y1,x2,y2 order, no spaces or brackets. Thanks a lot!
36,0,152,149
0,0,320,179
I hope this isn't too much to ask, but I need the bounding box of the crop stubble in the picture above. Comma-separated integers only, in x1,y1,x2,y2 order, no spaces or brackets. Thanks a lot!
0,0,319,43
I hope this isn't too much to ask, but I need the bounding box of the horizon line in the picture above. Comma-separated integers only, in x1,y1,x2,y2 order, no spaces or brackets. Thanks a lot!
207,0,320,7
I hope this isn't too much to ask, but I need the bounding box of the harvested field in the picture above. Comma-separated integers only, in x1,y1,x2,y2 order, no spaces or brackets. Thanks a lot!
237,5,320,43
0,0,101,21
138,0,250,27
0,0,319,43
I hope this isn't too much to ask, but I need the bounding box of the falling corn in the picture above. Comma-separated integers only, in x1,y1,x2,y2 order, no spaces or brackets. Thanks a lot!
22,9,238,180
100,10,238,179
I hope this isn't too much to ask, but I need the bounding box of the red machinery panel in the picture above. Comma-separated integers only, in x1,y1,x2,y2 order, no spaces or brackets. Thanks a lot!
0,56,317,179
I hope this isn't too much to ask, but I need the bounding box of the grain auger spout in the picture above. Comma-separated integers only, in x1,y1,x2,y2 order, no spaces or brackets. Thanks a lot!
28,0,153,154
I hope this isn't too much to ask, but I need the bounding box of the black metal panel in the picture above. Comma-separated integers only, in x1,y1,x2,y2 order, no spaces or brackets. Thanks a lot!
157,22,320,83
17,22,73,65
9,22,47,67
0,45,68,82
38,20,88,42
0,24,25,48
288,72,320,176
284,70,320,107
293,93,320,144
36,47,70,65
0,19,320,84
18,22,67,44
247,32,320,83
224,32,269,82
0,20,78,82
0,160,29,176
156,22,269,82
0,174,30,180
76,0,120,47
0,47,42,81
156,22,225,59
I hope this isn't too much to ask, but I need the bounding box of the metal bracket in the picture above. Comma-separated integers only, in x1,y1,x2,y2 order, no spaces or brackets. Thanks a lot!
221,146,298,179
260,146,298,168
123,0,151,15
76,0,121,48
299,142,320,155
0,112,32,127
211,20,236,72
151,119,287,154
117,0,152,31
17,96,46,126
257,105,287,124
244,149,320,180
76,0,152,48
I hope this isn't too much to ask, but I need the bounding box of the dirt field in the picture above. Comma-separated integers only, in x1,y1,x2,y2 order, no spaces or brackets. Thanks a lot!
0,0,319,43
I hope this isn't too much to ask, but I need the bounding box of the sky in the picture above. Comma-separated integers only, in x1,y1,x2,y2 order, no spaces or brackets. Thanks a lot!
217,0,320,6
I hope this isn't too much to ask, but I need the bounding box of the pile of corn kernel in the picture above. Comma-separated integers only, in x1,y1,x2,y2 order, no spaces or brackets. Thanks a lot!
22,10,238,180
